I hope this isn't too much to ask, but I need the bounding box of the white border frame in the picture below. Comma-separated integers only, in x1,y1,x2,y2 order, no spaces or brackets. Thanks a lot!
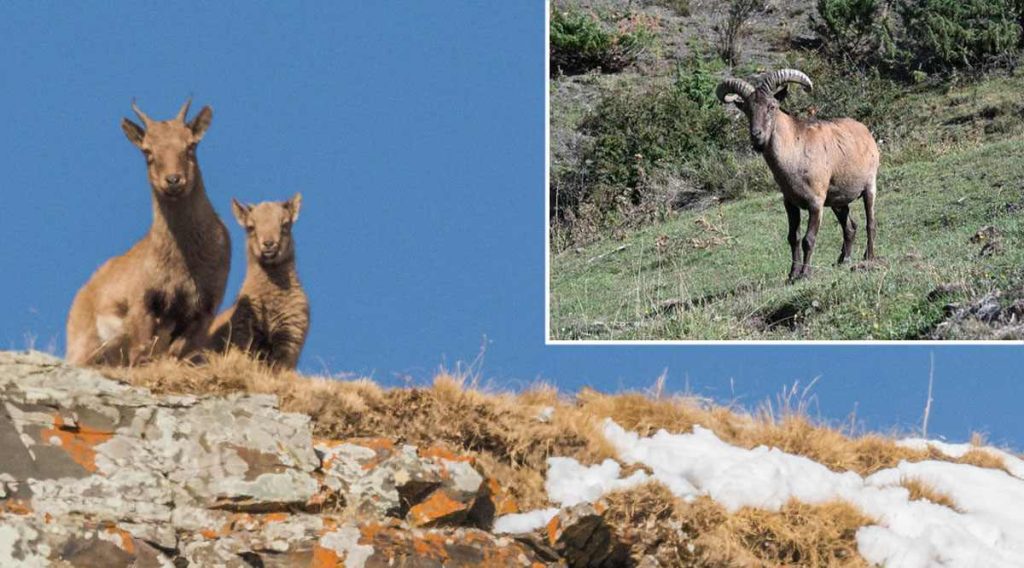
542,0,1020,346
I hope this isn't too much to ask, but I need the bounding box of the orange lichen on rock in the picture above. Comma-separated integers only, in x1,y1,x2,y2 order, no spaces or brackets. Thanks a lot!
410,531,449,560
262,512,290,523
358,520,392,542
40,414,113,473
485,477,519,515
319,516,340,534
104,526,135,554
347,437,396,452
546,515,561,546
305,483,339,513
311,544,341,568
419,446,475,463
200,516,234,540
408,490,470,527
0,499,33,515
478,537,539,566
313,437,345,449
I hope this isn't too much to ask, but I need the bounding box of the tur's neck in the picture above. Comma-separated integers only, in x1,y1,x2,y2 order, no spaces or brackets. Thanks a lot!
150,171,219,246
766,111,797,160
245,253,299,291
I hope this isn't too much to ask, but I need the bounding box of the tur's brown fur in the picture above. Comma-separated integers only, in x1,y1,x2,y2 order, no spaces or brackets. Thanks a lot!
66,100,230,365
718,69,880,282
208,194,309,369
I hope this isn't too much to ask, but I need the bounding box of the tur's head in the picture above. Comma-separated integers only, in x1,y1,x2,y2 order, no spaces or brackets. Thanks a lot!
121,99,213,199
716,69,813,152
231,194,302,266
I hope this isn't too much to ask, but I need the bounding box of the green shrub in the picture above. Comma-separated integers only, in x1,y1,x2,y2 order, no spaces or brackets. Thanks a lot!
688,152,775,200
816,0,893,66
580,58,737,209
896,0,1020,73
816,0,1023,78
549,8,655,76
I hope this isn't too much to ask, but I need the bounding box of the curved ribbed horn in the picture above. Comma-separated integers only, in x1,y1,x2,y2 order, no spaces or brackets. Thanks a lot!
131,99,152,126
716,78,755,104
760,69,813,94
175,98,192,122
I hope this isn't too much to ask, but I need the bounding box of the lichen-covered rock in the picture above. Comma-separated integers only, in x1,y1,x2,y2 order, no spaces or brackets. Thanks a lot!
316,437,493,528
0,351,547,566
318,520,552,567
541,502,629,568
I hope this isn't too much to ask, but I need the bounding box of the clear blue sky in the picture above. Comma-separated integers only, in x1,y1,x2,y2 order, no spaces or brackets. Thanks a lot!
1,2,1021,449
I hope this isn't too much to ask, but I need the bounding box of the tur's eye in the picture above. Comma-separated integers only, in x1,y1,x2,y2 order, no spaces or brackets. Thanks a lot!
246,225,255,233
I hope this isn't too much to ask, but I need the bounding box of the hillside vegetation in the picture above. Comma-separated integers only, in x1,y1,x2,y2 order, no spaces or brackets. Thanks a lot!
549,0,1024,340
97,352,1024,566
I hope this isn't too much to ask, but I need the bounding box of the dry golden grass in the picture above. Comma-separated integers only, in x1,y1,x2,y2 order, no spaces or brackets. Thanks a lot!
958,448,1007,471
603,482,872,567
900,477,960,511
102,351,1016,512
571,387,1001,477
955,433,1012,472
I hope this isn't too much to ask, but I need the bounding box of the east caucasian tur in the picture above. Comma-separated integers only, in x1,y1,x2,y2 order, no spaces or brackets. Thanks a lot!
717,69,880,282
66,100,231,365
208,195,309,369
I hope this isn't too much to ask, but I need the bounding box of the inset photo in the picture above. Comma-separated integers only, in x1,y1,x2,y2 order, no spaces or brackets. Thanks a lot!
547,0,1024,342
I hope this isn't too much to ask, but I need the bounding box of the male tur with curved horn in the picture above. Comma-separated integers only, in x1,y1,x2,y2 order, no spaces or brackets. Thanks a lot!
717,68,880,282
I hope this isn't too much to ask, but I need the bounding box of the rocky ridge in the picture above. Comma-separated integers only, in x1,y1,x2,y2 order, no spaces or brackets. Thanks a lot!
0,351,618,567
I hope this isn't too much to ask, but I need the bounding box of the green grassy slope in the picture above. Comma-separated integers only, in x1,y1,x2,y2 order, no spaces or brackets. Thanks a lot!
551,77,1024,340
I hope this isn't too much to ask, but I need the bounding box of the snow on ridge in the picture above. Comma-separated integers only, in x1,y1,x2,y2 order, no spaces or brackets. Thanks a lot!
604,419,1024,568
493,508,559,534
495,420,1024,568
492,457,649,534
897,438,1024,480
545,457,649,507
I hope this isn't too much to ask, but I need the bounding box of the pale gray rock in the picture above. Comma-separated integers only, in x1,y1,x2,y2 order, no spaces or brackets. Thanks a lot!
0,351,554,566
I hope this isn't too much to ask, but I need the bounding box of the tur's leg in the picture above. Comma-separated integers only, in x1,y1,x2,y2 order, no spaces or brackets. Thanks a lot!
785,200,803,283
799,205,823,279
863,179,877,260
269,327,306,370
168,315,213,361
124,311,160,366
269,341,302,370
832,205,856,265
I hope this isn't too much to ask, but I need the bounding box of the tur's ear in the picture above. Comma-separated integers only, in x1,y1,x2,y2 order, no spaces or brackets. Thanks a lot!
230,198,250,227
285,193,302,223
190,106,213,141
774,86,789,103
121,118,145,148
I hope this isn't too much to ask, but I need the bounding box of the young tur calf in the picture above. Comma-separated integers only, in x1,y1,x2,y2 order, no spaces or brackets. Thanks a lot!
66,100,231,365
208,194,309,369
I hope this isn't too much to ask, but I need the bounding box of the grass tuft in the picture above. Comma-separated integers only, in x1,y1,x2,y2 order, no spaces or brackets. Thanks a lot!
900,477,961,511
